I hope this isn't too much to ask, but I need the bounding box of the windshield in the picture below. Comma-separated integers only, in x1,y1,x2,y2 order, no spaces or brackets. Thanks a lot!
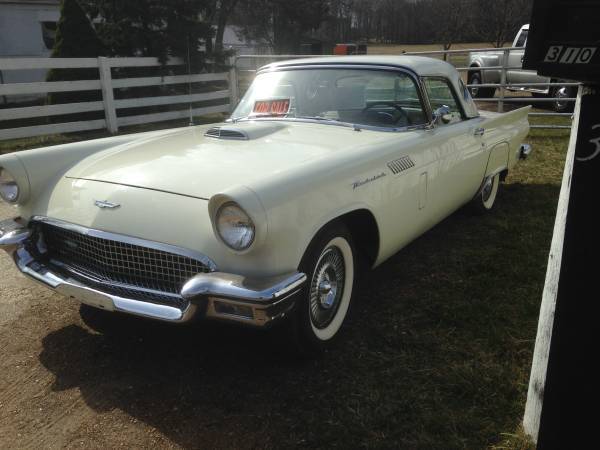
231,68,427,129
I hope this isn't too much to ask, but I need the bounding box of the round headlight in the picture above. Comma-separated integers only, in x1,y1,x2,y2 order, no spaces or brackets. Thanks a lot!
216,202,255,251
0,167,19,203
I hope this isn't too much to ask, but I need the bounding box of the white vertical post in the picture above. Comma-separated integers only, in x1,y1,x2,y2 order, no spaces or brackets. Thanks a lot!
523,86,583,443
498,48,509,113
98,56,118,133
228,55,238,113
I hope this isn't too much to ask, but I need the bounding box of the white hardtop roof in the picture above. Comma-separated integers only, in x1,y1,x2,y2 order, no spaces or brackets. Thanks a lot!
261,55,458,79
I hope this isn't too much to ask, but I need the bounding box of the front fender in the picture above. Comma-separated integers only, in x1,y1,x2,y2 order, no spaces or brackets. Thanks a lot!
2,128,183,212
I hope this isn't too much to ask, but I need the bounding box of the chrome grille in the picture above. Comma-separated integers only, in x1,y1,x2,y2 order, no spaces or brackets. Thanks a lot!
38,222,211,297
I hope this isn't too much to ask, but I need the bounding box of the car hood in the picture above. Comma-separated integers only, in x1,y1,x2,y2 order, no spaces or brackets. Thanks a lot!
65,121,406,199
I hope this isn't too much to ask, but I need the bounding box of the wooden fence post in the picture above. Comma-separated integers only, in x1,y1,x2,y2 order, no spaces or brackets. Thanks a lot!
98,56,118,133
522,87,580,442
228,55,238,113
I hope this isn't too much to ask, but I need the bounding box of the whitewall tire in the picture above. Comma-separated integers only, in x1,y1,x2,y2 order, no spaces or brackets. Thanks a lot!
292,224,356,354
472,173,500,213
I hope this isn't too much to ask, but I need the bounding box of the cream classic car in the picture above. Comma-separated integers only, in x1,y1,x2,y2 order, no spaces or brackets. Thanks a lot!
0,56,532,352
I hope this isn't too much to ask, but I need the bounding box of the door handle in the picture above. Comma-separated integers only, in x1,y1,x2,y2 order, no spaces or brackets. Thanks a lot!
474,127,485,136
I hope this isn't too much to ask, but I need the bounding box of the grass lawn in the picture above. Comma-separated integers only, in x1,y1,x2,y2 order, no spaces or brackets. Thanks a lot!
0,116,569,448
336,127,567,449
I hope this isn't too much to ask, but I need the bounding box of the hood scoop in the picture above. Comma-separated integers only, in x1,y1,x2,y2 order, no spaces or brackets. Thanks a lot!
204,122,287,141
205,126,249,140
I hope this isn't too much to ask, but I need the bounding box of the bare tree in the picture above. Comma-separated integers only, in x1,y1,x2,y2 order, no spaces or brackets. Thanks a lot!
473,0,533,47
434,0,477,59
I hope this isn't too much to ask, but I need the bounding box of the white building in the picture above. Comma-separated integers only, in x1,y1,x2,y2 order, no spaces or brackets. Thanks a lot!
0,0,60,103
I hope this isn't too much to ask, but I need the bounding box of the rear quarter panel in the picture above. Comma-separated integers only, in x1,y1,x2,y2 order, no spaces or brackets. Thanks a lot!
479,106,531,174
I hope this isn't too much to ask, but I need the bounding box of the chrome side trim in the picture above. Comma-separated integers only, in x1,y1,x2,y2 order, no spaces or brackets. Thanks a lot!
30,216,218,272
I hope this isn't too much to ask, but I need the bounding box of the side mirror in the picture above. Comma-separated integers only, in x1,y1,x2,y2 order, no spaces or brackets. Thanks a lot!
433,105,453,125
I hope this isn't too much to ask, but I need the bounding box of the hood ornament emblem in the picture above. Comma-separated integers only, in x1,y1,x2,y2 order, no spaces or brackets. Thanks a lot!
94,200,121,209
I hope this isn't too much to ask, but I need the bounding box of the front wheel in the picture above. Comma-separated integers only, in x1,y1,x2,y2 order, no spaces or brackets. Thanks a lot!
290,224,356,355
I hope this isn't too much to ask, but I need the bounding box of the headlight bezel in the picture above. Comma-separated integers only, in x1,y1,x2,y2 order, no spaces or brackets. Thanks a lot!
0,167,20,203
215,201,256,251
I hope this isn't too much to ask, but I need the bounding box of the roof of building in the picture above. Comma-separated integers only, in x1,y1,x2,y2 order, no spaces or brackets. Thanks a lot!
260,55,458,79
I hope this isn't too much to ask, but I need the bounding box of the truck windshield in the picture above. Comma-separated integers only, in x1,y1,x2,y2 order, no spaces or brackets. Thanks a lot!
231,68,427,129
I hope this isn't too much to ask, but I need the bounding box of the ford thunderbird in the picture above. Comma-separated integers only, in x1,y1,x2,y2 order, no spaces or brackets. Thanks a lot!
0,56,532,352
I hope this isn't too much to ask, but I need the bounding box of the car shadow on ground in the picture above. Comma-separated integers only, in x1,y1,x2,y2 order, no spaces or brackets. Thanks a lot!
38,182,560,448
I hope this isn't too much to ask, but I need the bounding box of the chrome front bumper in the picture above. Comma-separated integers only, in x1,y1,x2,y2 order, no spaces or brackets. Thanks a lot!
0,218,306,327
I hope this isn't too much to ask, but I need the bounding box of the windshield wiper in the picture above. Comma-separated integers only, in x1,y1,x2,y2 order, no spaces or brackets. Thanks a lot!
229,115,357,129
293,115,339,122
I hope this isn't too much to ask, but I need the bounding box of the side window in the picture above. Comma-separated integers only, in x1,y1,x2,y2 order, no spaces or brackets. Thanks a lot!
515,29,528,47
423,78,463,124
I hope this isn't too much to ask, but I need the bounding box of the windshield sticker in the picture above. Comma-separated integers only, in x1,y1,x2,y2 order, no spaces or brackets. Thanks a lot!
252,99,290,117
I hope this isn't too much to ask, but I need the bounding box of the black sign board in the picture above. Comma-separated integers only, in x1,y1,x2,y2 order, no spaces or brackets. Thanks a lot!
536,87,600,448
523,0,600,83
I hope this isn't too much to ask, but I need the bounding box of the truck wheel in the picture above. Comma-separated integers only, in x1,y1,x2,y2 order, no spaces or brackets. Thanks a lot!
290,223,356,355
551,84,575,113
471,173,500,214
468,71,495,98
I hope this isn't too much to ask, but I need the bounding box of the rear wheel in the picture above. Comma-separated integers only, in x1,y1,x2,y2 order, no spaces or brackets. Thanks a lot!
468,71,495,98
550,84,575,113
290,224,356,355
471,173,500,213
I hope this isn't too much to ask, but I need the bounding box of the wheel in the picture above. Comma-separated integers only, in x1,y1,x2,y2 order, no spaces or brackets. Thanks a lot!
290,223,356,355
550,84,575,113
471,173,500,213
468,71,495,98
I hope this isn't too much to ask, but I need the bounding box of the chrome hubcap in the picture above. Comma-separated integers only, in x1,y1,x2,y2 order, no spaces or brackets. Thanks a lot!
310,247,345,329
556,87,568,110
482,178,494,202
318,277,336,309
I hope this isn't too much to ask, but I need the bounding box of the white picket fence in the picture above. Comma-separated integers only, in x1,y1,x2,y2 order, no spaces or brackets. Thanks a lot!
0,56,234,141
1,48,575,142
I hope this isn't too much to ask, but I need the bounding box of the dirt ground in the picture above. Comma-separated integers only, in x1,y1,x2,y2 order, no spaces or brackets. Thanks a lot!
0,205,306,449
